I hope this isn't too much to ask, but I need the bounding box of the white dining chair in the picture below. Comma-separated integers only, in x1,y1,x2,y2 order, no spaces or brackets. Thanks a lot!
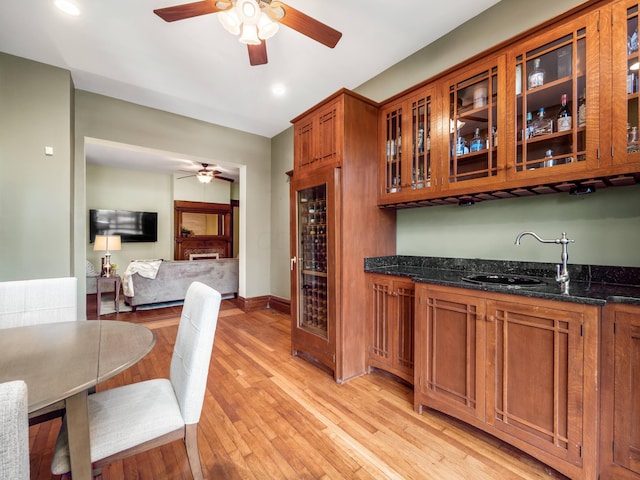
0,277,79,425
0,277,78,328
0,380,30,480
51,281,222,479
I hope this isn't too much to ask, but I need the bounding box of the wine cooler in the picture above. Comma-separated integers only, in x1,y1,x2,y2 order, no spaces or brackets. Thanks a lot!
290,170,338,376
297,184,328,338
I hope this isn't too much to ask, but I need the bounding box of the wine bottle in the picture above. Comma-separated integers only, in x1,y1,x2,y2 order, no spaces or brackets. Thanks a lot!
557,94,572,132
528,58,544,90
577,89,586,128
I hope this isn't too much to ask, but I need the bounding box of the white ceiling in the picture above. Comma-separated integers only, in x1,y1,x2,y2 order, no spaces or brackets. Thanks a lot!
0,0,501,177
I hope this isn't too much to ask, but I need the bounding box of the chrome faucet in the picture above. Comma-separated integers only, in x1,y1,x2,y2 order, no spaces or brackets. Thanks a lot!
515,231,575,294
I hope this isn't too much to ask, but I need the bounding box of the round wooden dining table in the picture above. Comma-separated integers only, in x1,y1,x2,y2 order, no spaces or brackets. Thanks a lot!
0,320,156,480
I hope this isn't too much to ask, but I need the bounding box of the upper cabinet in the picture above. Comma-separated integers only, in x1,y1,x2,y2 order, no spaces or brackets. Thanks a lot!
444,56,506,190
379,85,438,202
293,96,343,172
611,0,640,169
378,0,640,207
507,11,600,180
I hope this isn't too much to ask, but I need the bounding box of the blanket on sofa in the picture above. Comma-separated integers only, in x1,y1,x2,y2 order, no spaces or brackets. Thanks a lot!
122,259,163,297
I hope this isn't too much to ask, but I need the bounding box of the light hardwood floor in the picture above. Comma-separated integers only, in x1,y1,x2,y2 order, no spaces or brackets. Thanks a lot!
29,300,568,479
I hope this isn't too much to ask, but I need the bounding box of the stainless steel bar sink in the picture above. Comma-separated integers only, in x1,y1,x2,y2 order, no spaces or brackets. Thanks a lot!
461,274,545,287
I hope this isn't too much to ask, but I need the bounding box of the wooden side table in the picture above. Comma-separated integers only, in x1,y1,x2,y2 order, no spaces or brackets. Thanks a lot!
96,276,121,316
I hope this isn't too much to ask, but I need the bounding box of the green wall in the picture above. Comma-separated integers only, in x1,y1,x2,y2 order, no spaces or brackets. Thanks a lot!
74,91,272,302
85,164,174,269
353,0,640,267
270,127,294,300
0,53,73,281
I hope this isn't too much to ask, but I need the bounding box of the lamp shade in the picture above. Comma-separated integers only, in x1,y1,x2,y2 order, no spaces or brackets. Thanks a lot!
93,235,121,252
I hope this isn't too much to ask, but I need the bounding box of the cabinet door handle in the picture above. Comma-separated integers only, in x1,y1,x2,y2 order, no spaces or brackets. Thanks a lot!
290,256,297,271
389,291,398,297
487,315,495,322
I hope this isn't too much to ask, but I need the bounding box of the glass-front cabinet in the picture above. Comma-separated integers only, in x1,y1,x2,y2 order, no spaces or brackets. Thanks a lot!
612,0,640,167
379,86,436,202
509,12,599,178
446,57,505,190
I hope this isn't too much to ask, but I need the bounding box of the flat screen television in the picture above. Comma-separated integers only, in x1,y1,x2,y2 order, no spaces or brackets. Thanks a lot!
89,209,158,243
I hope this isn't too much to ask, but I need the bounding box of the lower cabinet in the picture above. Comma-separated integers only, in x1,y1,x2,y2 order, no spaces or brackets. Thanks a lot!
366,274,414,384
414,284,599,480
601,303,640,480
414,286,486,423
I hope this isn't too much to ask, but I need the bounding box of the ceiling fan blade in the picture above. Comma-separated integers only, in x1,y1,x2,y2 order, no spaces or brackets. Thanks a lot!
270,1,342,48
248,41,268,66
154,0,228,22
215,175,235,182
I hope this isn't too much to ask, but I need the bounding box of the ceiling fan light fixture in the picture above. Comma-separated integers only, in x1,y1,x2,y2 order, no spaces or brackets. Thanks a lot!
257,12,279,40
237,0,260,23
197,171,214,183
239,23,261,45
219,9,241,35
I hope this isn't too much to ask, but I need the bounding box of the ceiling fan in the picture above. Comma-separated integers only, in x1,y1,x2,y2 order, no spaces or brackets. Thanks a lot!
178,163,234,183
153,0,342,66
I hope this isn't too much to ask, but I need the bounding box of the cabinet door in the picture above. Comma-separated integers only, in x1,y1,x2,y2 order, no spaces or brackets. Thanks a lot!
611,304,640,475
315,98,343,166
508,11,599,179
444,55,506,190
290,170,339,373
611,0,640,169
415,286,486,423
379,100,405,199
293,98,343,171
486,299,584,466
294,114,315,170
366,275,414,384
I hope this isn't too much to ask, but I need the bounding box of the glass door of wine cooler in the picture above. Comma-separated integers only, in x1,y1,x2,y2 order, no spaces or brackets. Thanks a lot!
296,184,328,339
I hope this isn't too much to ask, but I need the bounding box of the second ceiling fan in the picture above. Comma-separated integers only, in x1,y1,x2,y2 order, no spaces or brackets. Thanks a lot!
154,0,342,66
178,163,234,183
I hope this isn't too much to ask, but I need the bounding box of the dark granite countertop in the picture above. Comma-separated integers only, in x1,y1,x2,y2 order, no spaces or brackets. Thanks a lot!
364,256,640,306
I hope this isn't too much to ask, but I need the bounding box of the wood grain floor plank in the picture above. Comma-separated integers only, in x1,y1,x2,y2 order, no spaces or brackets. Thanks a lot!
29,301,568,479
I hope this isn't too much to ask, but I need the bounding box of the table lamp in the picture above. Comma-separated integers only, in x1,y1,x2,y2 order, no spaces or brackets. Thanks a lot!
93,235,121,277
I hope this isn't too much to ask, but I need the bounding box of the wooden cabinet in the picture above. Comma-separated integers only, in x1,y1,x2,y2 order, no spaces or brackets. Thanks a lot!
414,285,486,423
601,302,640,479
365,274,414,384
506,10,600,181
414,284,599,480
377,0,640,208
293,96,343,172
379,86,438,202
485,298,591,473
610,0,640,171
290,90,396,383
444,55,506,191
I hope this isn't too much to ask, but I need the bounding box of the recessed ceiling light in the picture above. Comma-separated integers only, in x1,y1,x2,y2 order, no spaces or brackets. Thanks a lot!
55,0,81,16
271,84,286,96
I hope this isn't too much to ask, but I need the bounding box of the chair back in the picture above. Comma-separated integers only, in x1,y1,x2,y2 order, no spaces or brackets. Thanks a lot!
170,281,221,425
0,380,29,480
0,277,78,329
